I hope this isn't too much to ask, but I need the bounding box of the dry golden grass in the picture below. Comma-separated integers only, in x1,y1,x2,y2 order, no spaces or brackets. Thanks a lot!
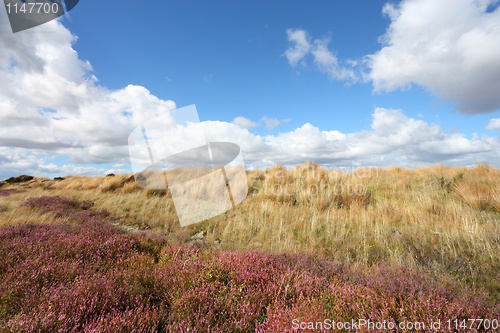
1,163,499,300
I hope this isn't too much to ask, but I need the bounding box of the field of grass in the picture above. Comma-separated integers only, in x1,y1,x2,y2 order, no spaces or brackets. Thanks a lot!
0,163,499,331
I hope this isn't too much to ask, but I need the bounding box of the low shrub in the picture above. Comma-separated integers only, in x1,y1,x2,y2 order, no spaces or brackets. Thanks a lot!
1,196,497,332
21,196,101,219
1,200,498,331
4,175,33,184
0,189,25,196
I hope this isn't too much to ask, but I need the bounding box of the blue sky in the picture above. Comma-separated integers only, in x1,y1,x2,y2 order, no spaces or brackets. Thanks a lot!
1,0,499,179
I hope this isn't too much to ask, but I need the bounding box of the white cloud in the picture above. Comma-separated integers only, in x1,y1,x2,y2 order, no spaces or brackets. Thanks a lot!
38,163,111,177
232,116,259,129
311,37,356,81
487,118,500,131
0,16,176,174
202,108,499,169
283,29,311,66
367,0,500,114
263,118,280,130
283,28,356,82
261,117,290,130
1,14,498,179
1,106,499,178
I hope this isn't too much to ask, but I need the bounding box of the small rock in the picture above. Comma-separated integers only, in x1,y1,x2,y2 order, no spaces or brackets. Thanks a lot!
190,231,205,240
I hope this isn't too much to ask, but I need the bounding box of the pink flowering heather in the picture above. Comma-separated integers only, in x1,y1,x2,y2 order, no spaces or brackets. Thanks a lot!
0,189,25,196
21,196,91,217
0,196,498,332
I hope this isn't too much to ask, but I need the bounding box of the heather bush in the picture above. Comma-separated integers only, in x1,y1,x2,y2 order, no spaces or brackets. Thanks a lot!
21,196,90,217
0,213,167,331
2,226,498,331
20,196,109,225
0,189,25,196
1,196,498,332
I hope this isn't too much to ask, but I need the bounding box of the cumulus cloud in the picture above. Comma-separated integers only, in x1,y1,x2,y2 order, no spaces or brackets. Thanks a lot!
283,28,356,81
203,108,499,168
311,38,357,81
2,105,499,178
366,0,500,114
487,118,500,131
1,13,498,179
232,116,259,129
261,117,290,130
0,15,176,177
283,29,311,66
